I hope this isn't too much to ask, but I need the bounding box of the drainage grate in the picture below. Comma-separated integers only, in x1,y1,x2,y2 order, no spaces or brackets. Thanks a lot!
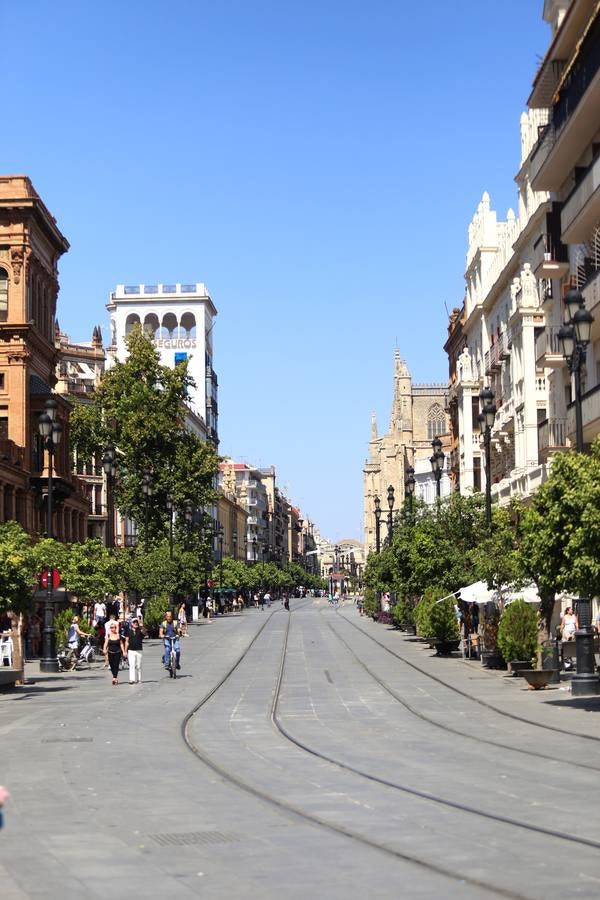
42,737,93,743
148,831,239,847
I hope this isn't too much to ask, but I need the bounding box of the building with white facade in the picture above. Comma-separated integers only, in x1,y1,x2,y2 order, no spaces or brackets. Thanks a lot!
446,0,600,505
106,282,218,445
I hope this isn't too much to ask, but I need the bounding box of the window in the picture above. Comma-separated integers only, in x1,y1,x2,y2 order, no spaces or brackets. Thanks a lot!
0,268,8,322
0,373,5,390
427,403,446,441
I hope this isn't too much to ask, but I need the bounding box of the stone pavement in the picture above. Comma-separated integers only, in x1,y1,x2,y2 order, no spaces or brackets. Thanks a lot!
2,601,600,899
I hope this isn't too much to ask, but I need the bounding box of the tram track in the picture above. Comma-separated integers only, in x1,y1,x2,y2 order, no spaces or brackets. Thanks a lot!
334,608,600,747
181,600,600,899
325,609,600,774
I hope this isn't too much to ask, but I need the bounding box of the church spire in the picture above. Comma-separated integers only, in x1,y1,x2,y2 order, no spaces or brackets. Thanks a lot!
371,411,378,441
390,348,411,434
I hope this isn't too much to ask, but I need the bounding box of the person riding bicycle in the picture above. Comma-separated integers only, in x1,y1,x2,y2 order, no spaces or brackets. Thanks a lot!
159,610,181,670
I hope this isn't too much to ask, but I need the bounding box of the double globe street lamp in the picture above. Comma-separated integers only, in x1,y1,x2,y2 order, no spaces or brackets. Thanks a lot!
387,484,395,544
558,286,598,696
405,466,416,519
102,444,118,548
373,495,381,553
430,436,445,500
38,398,63,673
478,387,497,530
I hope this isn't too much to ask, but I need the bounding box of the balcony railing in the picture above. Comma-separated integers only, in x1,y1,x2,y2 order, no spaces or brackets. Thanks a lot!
535,325,565,367
532,228,569,280
582,266,600,316
554,14,600,134
567,381,600,438
484,342,502,374
538,417,568,460
0,438,24,467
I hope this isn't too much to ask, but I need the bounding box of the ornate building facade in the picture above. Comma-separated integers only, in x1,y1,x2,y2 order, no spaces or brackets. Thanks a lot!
0,175,88,540
363,350,449,553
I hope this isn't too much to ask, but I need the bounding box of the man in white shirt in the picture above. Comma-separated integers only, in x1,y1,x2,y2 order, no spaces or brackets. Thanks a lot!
93,600,107,626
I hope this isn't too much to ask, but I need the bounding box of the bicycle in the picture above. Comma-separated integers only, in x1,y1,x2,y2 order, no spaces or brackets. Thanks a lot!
164,635,178,679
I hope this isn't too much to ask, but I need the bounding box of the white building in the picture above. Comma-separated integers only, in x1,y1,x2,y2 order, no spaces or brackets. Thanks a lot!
106,282,218,445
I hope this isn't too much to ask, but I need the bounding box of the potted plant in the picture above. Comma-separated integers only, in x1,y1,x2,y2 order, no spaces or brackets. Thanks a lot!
392,597,414,632
414,586,447,643
497,599,538,676
429,597,460,655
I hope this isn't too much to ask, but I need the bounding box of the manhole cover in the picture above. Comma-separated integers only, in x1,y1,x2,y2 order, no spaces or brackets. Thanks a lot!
148,831,239,847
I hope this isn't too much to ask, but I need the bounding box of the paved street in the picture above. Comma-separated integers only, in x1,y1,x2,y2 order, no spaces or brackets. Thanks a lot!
3,599,600,899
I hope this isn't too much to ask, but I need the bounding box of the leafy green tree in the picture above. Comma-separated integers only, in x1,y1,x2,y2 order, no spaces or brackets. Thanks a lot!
520,444,600,634
0,522,36,613
430,597,460,644
469,505,527,594
60,539,117,605
70,326,219,549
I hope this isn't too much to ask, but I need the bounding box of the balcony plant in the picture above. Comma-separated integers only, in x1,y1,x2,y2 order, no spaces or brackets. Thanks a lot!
429,597,460,655
497,599,538,675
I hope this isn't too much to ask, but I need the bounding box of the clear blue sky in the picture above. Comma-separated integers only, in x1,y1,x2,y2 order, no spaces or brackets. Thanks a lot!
7,1,549,541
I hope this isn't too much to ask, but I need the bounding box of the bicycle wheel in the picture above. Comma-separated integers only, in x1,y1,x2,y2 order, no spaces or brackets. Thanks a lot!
170,648,177,679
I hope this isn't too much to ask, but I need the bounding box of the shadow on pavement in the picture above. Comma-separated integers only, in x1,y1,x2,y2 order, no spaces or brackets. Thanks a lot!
544,696,600,712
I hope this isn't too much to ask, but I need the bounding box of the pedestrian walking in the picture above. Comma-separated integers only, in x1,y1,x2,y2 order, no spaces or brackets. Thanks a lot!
259,593,265,611
93,599,107,628
177,602,188,636
0,785,9,830
264,591,271,608
103,619,125,686
124,618,143,684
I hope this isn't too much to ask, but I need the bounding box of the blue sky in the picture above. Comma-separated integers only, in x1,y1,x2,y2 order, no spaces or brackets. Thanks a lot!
7,1,550,541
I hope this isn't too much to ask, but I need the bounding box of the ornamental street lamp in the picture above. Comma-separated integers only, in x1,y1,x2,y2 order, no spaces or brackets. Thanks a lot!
405,466,416,520
559,286,594,453
252,535,257,564
478,386,496,530
141,470,153,550
38,398,63,673
430,436,445,500
218,523,224,608
374,496,381,553
102,444,118,548
387,484,395,543
559,288,599,695
232,529,238,561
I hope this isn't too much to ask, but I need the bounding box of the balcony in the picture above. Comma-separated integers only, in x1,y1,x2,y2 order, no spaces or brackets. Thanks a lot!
562,149,600,243
484,342,502,375
535,325,566,369
531,15,600,191
582,267,600,316
532,228,569,281
538,418,568,462
567,381,600,444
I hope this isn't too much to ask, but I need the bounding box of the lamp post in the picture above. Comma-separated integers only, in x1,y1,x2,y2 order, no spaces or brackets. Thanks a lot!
559,286,594,453
232,529,238,561
374,495,381,553
141,470,153,549
102,443,117,548
38,398,63,673
477,387,497,530
218,523,224,609
387,484,395,543
559,291,599,695
430,437,445,501
252,535,257,564
405,466,416,520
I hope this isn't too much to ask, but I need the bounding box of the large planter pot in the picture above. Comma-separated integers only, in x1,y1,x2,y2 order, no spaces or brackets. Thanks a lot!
481,651,504,669
522,669,558,690
434,639,460,656
509,660,532,677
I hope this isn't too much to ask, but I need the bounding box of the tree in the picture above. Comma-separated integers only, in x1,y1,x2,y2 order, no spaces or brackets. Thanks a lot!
520,444,600,633
70,326,219,548
0,522,36,613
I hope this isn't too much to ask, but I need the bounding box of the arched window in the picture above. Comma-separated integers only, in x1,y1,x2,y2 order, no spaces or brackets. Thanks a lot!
143,313,159,338
180,312,196,338
125,313,141,335
0,268,8,322
427,403,446,441
162,313,177,338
